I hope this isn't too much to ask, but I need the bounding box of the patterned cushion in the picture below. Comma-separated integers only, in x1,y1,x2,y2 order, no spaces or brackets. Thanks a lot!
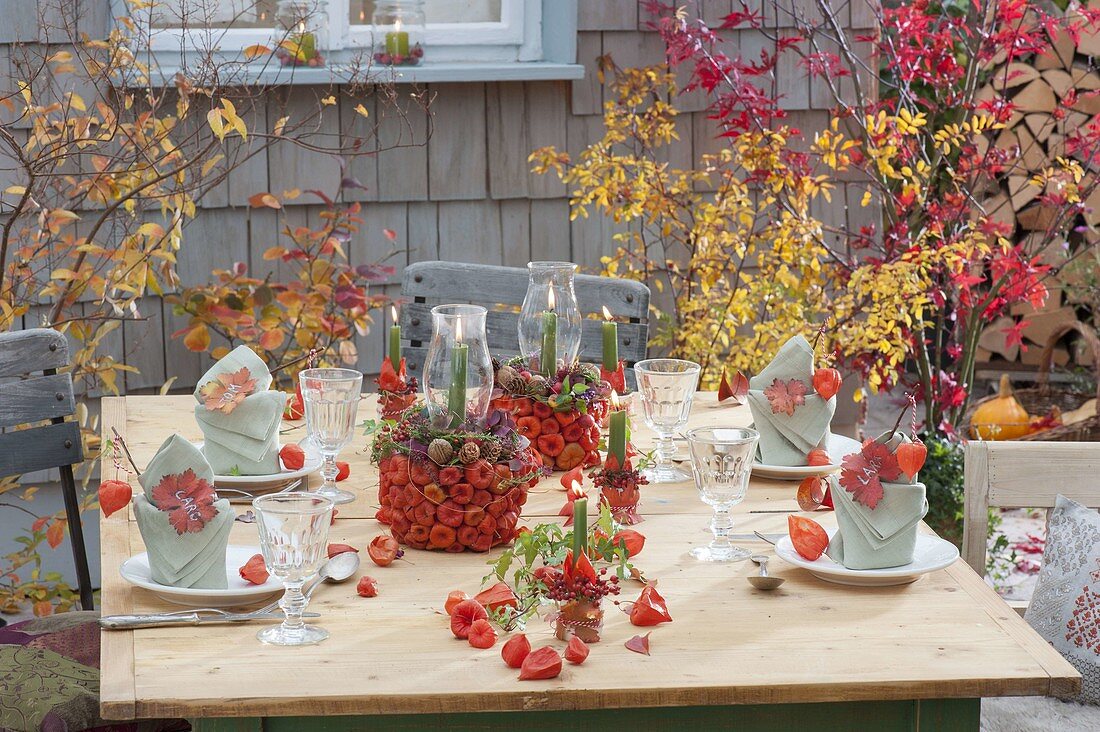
0,611,188,732
1025,495,1100,705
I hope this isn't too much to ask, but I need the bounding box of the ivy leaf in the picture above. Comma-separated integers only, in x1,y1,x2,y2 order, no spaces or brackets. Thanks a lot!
838,439,902,509
763,378,808,416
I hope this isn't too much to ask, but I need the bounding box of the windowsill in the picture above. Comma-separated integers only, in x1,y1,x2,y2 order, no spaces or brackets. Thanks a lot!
142,61,585,87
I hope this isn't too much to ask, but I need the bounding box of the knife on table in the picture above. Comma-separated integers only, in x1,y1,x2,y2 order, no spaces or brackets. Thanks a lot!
100,611,320,629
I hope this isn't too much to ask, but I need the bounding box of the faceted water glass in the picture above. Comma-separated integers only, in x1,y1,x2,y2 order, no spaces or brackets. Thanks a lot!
300,367,362,505
634,359,701,483
686,427,759,562
253,493,334,646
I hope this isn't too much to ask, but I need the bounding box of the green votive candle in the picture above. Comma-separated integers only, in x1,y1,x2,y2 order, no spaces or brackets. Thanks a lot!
385,29,410,58
571,482,587,558
389,305,401,370
601,306,618,371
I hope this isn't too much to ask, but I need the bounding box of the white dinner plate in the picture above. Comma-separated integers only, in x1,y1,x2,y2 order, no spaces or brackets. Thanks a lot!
774,532,960,587
193,439,321,491
120,545,283,607
752,433,862,480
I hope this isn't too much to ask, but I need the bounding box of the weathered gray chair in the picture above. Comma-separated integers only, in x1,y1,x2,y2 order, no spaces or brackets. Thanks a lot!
399,261,650,374
0,328,92,610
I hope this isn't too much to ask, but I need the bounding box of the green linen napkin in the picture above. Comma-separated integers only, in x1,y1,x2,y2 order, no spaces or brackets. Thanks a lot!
193,345,285,475
747,335,835,466
134,434,234,589
825,432,928,570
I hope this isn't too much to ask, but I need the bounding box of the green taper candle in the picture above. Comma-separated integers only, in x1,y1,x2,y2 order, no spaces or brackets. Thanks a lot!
447,320,468,425
571,481,587,557
541,289,557,378
389,305,401,370
601,306,618,371
608,394,627,467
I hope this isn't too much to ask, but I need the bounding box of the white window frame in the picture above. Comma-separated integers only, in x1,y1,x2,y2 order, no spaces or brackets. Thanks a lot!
117,0,544,65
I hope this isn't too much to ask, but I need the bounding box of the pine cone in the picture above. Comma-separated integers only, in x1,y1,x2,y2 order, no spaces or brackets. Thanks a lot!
496,364,525,393
526,375,551,397
482,440,502,465
458,441,481,464
427,439,454,465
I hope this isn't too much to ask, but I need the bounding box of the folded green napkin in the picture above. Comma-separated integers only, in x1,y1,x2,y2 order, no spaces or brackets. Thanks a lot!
747,335,835,466
193,345,285,475
134,434,234,589
826,432,928,570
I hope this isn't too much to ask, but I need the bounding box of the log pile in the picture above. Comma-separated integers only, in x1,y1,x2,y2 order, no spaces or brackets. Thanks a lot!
974,5,1100,370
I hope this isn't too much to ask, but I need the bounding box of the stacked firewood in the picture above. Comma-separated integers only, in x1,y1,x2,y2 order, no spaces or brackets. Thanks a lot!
974,7,1100,369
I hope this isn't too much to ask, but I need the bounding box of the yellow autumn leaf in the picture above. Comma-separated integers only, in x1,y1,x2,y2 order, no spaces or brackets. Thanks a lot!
321,95,337,106
207,109,226,141
273,115,288,136
354,103,369,118
243,44,271,60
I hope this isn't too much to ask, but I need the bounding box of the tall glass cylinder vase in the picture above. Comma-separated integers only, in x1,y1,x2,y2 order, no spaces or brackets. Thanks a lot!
517,262,582,378
423,304,493,428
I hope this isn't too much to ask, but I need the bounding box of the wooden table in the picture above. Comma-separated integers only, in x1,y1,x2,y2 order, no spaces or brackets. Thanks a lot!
99,394,1078,731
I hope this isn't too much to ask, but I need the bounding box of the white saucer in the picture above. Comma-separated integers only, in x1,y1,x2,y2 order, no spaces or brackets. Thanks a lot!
120,545,283,607
752,433,861,480
774,532,960,586
194,440,321,491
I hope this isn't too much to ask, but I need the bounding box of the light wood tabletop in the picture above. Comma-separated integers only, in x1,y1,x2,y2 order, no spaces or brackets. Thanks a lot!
98,394,1079,723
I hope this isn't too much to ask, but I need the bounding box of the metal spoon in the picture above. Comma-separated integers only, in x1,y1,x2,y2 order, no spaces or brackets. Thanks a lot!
748,554,785,590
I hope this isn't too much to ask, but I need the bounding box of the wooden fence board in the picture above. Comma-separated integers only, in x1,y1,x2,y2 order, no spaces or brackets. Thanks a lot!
122,298,167,392
437,200,503,264
266,87,342,196
339,91,379,203
499,199,532,267
375,90,430,201
530,199,572,262
570,32,603,116
579,0,639,31
406,201,439,263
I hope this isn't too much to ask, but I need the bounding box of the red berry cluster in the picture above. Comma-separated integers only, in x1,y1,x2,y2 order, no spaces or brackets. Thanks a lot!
543,566,620,604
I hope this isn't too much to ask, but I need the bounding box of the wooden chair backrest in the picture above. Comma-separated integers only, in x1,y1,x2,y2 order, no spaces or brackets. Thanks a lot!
963,441,1100,578
398,261,650,375
0,329,83,477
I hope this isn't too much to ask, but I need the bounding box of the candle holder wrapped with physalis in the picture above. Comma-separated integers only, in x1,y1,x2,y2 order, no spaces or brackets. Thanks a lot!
371,305,543,552
591,394,648,525
377,306,419,419
490,358,610,472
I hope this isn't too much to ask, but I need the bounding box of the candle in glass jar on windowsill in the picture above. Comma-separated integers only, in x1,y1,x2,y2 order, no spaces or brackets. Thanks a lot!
385,19,410,58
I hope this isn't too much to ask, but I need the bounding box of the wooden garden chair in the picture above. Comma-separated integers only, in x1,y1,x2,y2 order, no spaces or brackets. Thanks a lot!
0,328,93,610
399,261,651,374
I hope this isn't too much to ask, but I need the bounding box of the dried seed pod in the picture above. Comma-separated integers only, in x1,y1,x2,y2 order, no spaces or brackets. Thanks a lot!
497,364,524,392
526,375,551,397
427,438,454,465
458,441,481,465
482,440,502,465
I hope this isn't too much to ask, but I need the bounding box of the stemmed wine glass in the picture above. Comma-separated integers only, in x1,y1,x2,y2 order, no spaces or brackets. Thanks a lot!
634,358,701,483
685,427,760,562
300,367,362,505
253,493,334,646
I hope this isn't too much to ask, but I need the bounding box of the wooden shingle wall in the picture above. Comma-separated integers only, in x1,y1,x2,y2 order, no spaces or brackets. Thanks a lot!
2,1,874,391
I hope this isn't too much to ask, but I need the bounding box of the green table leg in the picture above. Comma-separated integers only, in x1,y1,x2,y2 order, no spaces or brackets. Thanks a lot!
190,698,980,732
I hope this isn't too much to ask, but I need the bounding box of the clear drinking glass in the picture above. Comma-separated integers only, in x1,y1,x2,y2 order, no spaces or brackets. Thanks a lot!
686,427,760,562
634,359,701,483
422,304,494,428
300,367,362,505
517,262,582,377
253,493,334,645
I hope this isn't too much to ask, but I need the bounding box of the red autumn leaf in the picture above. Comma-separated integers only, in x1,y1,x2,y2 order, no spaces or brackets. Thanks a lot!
450,599,488,639
564,636,590,664
501,633,531,668
629,584,672,626
467,618,497,649
248,191,282,209
474,581,518,612
357,575,379,597
382,228,398,241
46,520,65,549
239,553,269,585
763,378,808,417
718,370,749,405
796,476,828,511
327,543,359,558
625,632,652,655
150,469,217,535
198,366,257,415
788,515,829,561
98,479,132,518
839,439,902,509
518,646,562,680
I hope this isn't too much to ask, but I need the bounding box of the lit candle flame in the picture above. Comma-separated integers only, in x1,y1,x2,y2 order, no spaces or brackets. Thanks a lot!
569,479,586,500
610,390,620,409
394,18,403,32
602,305,612,321
297,20,305,34
548,289,556,311
390,305,398,322
455,318,463,341
359,10,365,21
